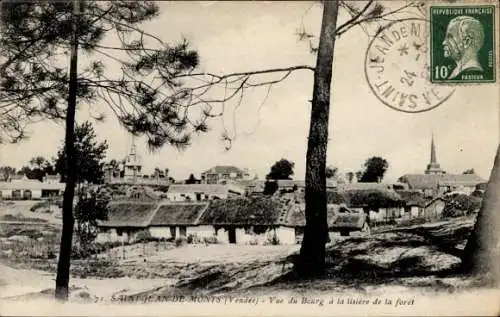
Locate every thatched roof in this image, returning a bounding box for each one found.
[167,184,245,195]
[149,203,209,226]
[202,165,248,175]
[342,189,404,208]
[337,182,392,191]
[281,204,340,227]
[98,201,157,228]
[200,197,282,226]
[398,190,429,207]
[399,173,485,190]
[275,179,337,189]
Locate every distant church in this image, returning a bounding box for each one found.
[398,136,485,197]
[122,137,143,183]
[104,136,169,186]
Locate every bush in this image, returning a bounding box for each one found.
[203,236,219,244]
[265,234,280,245]
[443,194,482,218]
[186,234,203,244]
[175,236,187,247]
[135,229,152,243]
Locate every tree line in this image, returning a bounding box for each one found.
[264,156,389,183]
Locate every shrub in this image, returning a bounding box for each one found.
[265,234,280,245]
[135,229,152,243]
[203,236,219,244]
[186,234,203,244]
[175,236,187,247]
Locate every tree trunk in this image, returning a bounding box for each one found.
[297,0,339,277]
[55,0,81,301]
[461,144,500,283]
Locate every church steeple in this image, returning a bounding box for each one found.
[430,134,437,164]
[123,134,142,182]
[425,134,445,175]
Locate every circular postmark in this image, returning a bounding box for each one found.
[365,18,455,113]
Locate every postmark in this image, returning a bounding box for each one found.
[365,18,455,113]
[430,5,496,83]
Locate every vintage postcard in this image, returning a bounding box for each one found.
[0,1,499,316]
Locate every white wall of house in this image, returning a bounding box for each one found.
[187,225,215,238]
[275,227,295,244]
[31,189,42,199]
[166,192,226,201]
[215,228,230,243]
[96,228,122,243]
[410,206,421,218]
[0,189,42,199]
[369,210,384,222]
[95,228,143,243]
[1,189,11,198]
[235,228,250,244]
[149,226,175,239]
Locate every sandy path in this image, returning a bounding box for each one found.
[0,262,175,300]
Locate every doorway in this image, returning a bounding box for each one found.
[228,228,236,244]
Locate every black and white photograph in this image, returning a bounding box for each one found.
[0,1,499,316]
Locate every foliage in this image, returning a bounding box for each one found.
[263,180,279,196]
[359,156,389,183]
[325,165,338,179]
[54,121,108,184]
[346,190,403,209]
[265,234,280,246]
[266,158,295,180]
[0,1,208,147]
[443,194,482,218]
[9,156,55,181]
[203,236,219,244]
[0,165,16,181]
[345,172,355,184]
[135,229,152,243]
[175,236,187,247]
[74,186,109,249]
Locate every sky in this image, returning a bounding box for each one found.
[0,1,498,182]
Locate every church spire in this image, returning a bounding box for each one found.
[130,134,137,156]
[425,134,444,175]
[430,134,437,164]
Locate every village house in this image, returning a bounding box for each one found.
[274,179,338,193]
[422,197,447,220]
[96,201,157,243]
[197,197,285,244]
[398,191,429,219]
[165,183,245,202]
[338,188,405,224]
[200,165,251,184]
[284,203,368,240]
[233,179,266,196]
[97,196,374,244]
[148,202,211,240]
[0,174,65,200]
[398,136,485,197]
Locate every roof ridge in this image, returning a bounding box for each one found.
[145,202,161,226]
[193,202,210,225]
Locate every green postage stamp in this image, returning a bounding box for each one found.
[430,5,496,83]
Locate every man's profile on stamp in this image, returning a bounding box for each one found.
[442,15,485,79]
